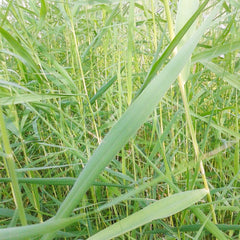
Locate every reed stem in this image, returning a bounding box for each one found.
[162,0,217,224]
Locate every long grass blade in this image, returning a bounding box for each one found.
[88,189,208,240]
[0,94,73,106]
[201,61,240,90]
[0,177,133,188]
[0,216,85,240]
[0,27,39,72]
[175,0,199,84]
[90,67,124,104]
[192,40,240,63]
[0,107,27,226]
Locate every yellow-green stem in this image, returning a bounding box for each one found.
[162,0,217,224]
[127,0,135,105]
[66,3,101,144]
[0,106,27,226]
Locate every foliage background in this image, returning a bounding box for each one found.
[0,0,239,239]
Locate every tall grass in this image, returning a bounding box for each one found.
[0,0,239,239]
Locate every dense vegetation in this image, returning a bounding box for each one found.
[0,0,239,239]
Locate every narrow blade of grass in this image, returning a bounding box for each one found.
[200,61,240,90]
[0,27,39,72]
[175,0,199,84]
[0,208,39,223]
[145,224,240,234]
[88,189,208,240]
[192,40,240,63]
[90,66,124,104]
[126,0,134,105]
[0,177,133,189]
[40,0,47,21]
[0,107,27,226]
[0,94,73,106]
[0,216,85,240]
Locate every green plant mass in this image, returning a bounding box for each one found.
[0,0,239,239]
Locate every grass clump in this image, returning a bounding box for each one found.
[0,0,239,239]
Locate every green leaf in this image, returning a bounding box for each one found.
[40,0,47,21]
[0,217,83,240]
[90,67,124,104]
[0,27,39,72]
[201,61,240,90]
[0,94,68,106]
[0,177,132,189]
[175,0,199,84]
[88,189,208,240]
[145,223,240,234]
[192,40,240,63]
[226,0,240,7]
[0,208,39,223]
[42,61,77,93]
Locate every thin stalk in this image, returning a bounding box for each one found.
[0,35,42,222]
[65,2,101,144]
[127,0,135,105]
[234,91,239,180]
[0,106,27,226]
[162,0,217,224]
[150,0,158,50]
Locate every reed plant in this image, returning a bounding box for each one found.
[0,0,239,239]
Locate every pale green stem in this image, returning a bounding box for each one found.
[150,0,158,50]
[127,0,134,105]
[0,106,27,226]
[66,3,101,144]
[162,0,217,224]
